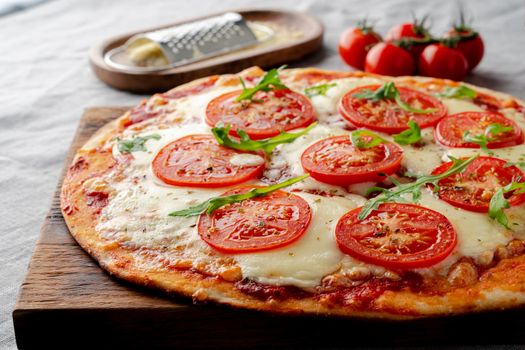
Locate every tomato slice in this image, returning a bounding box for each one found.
[198,187,312,253]
[206,89,316,140]
[301,135,403,185]
[152,135,265,188]
[335,203,457,269]
[431,156,525,212]
[339,85,447,134]
[435,112,524,149]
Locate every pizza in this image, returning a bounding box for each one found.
[61,66,525,319]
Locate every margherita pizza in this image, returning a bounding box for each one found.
[61,66,525,319]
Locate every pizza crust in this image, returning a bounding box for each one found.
[61,67,525,319]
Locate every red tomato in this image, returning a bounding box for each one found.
[431,157,525,212]
[385,23,425,41]
[385,21,430,59]
[338,26,382,70]
[435,112,524,149]
[446,30,484,72]
[419,44,468,81]
[301,135,403,185]
[364,43,415,76]
[335,203,457,269]
[152,135,265,188]
[339,85,446,134]
[206,89,316,140]
[198,187,312,253]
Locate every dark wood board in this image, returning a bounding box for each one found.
[90,9,323,93]
[13,107,525,349]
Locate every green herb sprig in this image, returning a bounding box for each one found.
[353,82,437,114]
[393,120,422,145]
[304,83,337,98]
[235,66,289,102]
[168,174,309,217]
[212,123,316,155]
[117,134,161,153]
[350,130,387,149]
[359,155,478,220]
[463,123,513,154]
[436,85,477,99]
[489,182,525,229]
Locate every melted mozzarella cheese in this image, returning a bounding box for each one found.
[116,124,212,168]
[443,144,525,170]
[306,77,382,125]
[229,154,265,167]
[441,98,484,114]
[390,129,444,176]
[233,193,361,289]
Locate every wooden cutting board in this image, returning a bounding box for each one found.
[12,107,525,349]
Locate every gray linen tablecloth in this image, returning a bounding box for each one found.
[1,0,524,348]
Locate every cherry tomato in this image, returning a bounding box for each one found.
[338,25,382,70]
[385,20,430,59]
[152,135,265,188]
[431,157,525,213]
[435,112,524,149]
[418,44,468,81]
[364,43,415,76]
[446,29,484,72]
[198,187,312,253]
[206,89,316,140]
[339,85,446,134]
[335,203,457,269]
[301,135,403,185]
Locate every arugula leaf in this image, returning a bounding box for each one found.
[353,82,438,114]
[488,182,525,229]
[350,130,387,149]
[393,120,422,145]
[168,174,310,217]
[304,83,337,98]
[235,66,289,102]
[212,122,317,155]
[463,123,513,154]
[358,155,478,220]
[117,134,161,153]
[437,85,477,99]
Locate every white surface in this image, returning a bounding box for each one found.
[1,0,525,348]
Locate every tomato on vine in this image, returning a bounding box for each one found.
[385,15,433,59]
[419,39,468,81]
[365,42,414,76]
[444,12,484,72]
[338,20,382,70]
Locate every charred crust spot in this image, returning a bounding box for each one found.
[235,279,310,301]
[69,157,88,173]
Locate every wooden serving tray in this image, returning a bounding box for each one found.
[90,9,323,93]
[13,108,525,349]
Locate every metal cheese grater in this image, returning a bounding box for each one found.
[104,12,273,72]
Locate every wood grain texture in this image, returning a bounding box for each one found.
[13,108,525,349]
[90,10,323,93]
